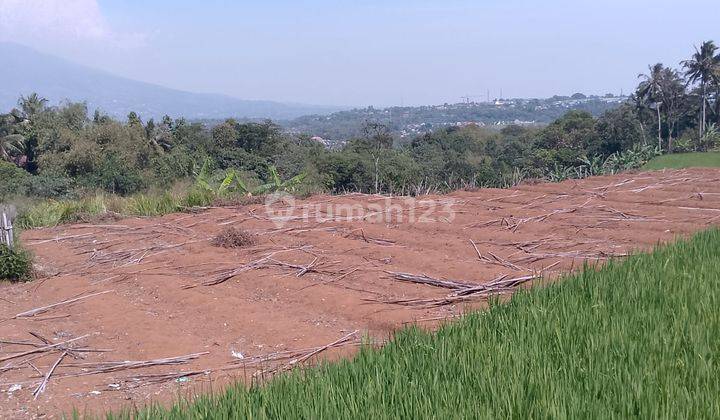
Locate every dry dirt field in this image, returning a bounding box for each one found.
[2,168,720,417]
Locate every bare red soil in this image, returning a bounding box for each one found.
[2,168,720,417]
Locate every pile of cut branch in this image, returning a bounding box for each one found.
[376,271,539,308]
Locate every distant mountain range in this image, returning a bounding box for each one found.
[0,42,344,120]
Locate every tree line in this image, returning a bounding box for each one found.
[1,41,718,202]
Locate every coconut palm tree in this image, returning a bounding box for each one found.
[637,63,666,148]
[0,134,25,162]
[682,41,720,137]
[17,93,48,119]
[659,67,686,152]
[0,112,27,162]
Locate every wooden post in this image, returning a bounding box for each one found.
[1,211,12,250]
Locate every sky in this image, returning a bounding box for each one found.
[0,0,718,107]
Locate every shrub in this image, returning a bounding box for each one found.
[125,193,179,216]
[27,170,75,198]
[88,154,146,195]
[181,187,216,208]
[0,161,31,200]
[0,244,33,282]
[210,227,258,248]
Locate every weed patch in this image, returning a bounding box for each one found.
[210,227,258,248]
[0,244,33,282]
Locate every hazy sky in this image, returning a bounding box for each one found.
[1,0,717,106]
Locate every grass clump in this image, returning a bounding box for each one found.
[642,151,720,170]
[0,244,33,282]
[210,227,258,248]
[124,193,181,217]
[111,228,720,419]
[16,194,110,228]
[15,189,217,229]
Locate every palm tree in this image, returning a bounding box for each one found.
[682,41,720,137]
[638,63,666,148]
[659,67,686,152]
[0,112,27,162]
[18,93,48,119]
[712,50,720,126]
[629,93,648,145]
[0,134,25,162]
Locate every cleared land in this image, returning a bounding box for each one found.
[2,168,720,417]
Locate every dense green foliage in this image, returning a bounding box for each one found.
[0,244,32,282]
[108,229,720,419]
[0,41,717,209]
[643,151,720,170]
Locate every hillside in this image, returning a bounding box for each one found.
[0,42,342,120]
[282,95,626,143]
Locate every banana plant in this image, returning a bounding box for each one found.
[193,158,249,197]
[253,166,306,194]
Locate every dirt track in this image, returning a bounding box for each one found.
[2,168,720,417]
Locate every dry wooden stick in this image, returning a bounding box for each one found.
[371,273,540,308]
[0,351,51,374]
[112,337,368,390]
[32,351,67,400]
[58,352,209,376]
[256,330,359,377]
[298,267,363,291]
[402,314,462,324]
[267,256,321,277]
[29,332,84,360]
[469,239,483,259]
[185,246,313,288]
[512,250,628,264]
[469,239,526,271]
[0,335,89,363]
[451,274,538,296]
[10,290,114,319]
[0,337,110,353]
[385,271,477,290]
[340,228,396,246]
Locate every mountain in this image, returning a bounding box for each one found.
[0,42,344,120]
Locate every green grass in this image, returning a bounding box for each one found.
[642,151,720,170]
[14,188,219,229]
[106,229,720,419]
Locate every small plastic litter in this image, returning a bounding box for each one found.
[7,384,22,393]
[176,377,190,383]
[231,350,244,359]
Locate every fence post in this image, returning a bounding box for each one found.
[1,211,13,250]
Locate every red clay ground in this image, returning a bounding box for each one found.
[2,168,720,417]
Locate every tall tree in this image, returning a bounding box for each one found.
[637,63,666,148]
[682,41,720,137]
[658,67,686,152]
[361,121,393,193]
[18,93,48,120]
[127,111,143,127]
